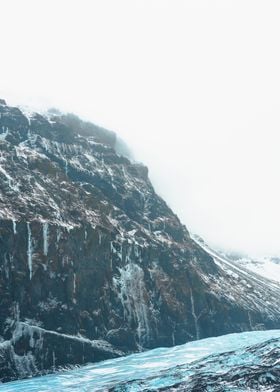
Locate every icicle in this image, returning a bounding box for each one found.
[27,222,33,280]
[172,330,175,346]
[4,253,9,279]
[190,288,203,340]
[72,272,77,304]
[15,302,20,322]
[12,219,17,235]
[248,311,254,330]
[113,264,150,348]
[110,241,114,253]
[73,273,76,294]
[0,126,8,140]
[43,222,49,256]
[65,159,68,175]
[56,227,62,245]
[52,351,56,370]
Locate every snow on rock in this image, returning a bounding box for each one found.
[0,321,124,383]
[113,263,152,348]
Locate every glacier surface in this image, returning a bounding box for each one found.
[1,330,280,391]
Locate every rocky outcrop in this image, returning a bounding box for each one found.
[0,321,123,382]
[1,100,280,381]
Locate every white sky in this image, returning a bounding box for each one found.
[1,0,280,256]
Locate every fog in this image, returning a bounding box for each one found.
[1,0,280,256]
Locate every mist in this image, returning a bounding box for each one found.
[1,0,280,256]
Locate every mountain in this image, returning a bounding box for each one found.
[1,99,280,382]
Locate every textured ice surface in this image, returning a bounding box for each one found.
[1,330,280,391]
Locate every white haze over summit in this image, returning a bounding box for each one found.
[1,0,280,257]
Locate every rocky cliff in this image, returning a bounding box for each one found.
[1,99,280,382]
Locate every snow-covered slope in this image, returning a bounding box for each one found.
[192,234,280,311]
[192,235,280,286]
[230,255,280,285]
[1,330,280,391]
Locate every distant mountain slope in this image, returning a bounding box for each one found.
[229,254,280,285]
[1,99,280,381]
[191,234,280,320]
[193,234,280,285]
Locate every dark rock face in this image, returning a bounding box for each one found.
[1,101,280,381]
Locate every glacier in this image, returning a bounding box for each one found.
[1,330,280,391]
